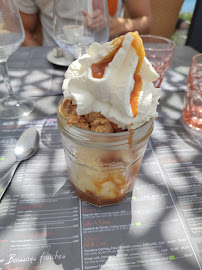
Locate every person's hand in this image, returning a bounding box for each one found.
[109,16,129,39]
[82,9,107,32]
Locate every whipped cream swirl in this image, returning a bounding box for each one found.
[62,32,160,130]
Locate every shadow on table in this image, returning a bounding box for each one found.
[45,172,200,270]
[45,180,132,269]
[41,119,63,150]
[0,106,200,269]
[38,97,201,269]
[44,144,201,270]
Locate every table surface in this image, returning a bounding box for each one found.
[0,46,202,270]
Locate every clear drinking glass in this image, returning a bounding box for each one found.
[57,99,154,207]
[182,54,202,131]
[140,35,175,88]
[0,0,35,119]
[53,0,109,58]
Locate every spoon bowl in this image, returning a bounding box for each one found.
[15,127,40,161]
[0,127,40,201]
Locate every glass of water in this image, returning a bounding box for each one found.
[0,0,35,119]
[53,0,109,58]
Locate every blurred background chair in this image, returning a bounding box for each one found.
[150,0,184,38]
[186,0,202,52]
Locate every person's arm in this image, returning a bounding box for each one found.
[109,0,152,39]
[19,11,41,46]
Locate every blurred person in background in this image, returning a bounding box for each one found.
[17,0,152,46]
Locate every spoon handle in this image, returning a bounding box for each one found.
[0,161,21,201]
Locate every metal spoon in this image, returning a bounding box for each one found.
[0,127,40,201]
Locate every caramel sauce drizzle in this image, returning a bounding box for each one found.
[71,180,126,206]
[130,32,145,117]
[91,36,124,79]
[91,32,145,118]
[93,173,125,197]
[128,129,134,145]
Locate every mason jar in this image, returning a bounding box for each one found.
[57,99,154,206]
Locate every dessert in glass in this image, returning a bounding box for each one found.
[57,32,160,206]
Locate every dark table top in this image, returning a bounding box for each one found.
[0,46,201,270]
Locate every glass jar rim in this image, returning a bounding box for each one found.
[57,99,154,148]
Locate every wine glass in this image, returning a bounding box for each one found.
[53,0,109,59]
[0,0,35,119]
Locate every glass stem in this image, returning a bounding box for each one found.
[0,61,15,98]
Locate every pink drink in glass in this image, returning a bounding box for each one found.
[182,54,202,131]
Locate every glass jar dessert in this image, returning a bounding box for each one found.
[57,98,154,206]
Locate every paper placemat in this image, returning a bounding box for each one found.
[0,47,66,98]
[0,116,201,269]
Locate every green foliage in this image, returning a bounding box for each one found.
[179,12,193,22]
[170,11,194,45]
[171,30,187,45]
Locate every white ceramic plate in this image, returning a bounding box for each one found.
[47,48,75,67]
